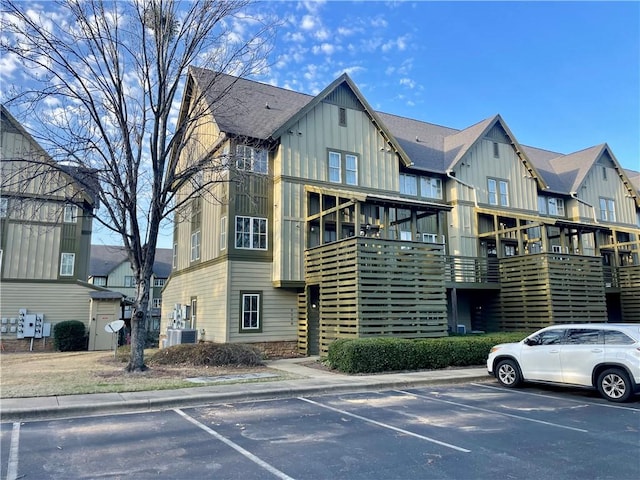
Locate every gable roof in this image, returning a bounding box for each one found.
[89,245,173,278]
[1,105,99,207]
[187,69,637,203]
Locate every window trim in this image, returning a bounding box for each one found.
[239,291,262,333]
[60,252,75,276]
[328,150,359,186]
[235,215,268,250]
[599,197,616,222]
[124,275,135,287]
[220,216,227,251]
[420,176,443,199]
[400,173,418,196]
[63,204,78,223]
[236,144,268,174]
[488,178,509,206]
[191,230,201,261]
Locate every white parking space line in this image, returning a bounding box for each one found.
[394,390,589,433]
[6,422,20,480]
[471,383,640,412]
[297,397,471,453]
[173,409,296,480]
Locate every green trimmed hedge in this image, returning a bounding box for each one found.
[326,333,530,374]
[53,320,87,352]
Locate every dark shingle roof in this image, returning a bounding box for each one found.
[89,245,173,278]
[191,69,637,200]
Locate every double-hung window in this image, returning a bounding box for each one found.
[235,216,267,250]
[124,275,135,287]
[599,198,616,222]
[345,154,357,185]
[64,204,77,223]
[240,292,262,332]
[60,253,75,276]
[191,230,201,261]
[420,177,442,199]
[399,173,417,195]
[488,178,509,206]
[328,151,342,183]
[328,151,358,185]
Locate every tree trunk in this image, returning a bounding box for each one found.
[126,314,147,372]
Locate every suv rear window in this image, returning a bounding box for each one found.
[564,329,602,344]
[603,330,636,345]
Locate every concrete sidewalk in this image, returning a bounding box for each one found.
[0,358,490,422]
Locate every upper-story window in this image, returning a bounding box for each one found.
[488,178,509,206]
[191,230,201,261]
[93,276,107,286]
[235,216,267,250]
[599,197,616,222]
[399,173,417,195]
[124,275,135,287]
[220,216,227,251]
[153,278,166,287]
[328,151,358,186]
[420,177,443,199]
[172,243,177,269]
[538,196,565,216]
[236,145,268,174]
[63,204,78,223]
[0,198,7,217]
[60,253,75,276]
[493,142,500,158]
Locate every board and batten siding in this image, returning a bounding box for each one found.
[0,282,94,326]
[272,101,401,284]
[455,138,539,212]
[161,261,230,342]
[579,163,637,227]
[227,261,298,343]
[272,180,305,282]
[2,223,61,279]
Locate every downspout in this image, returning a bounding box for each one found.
[447,169,478,207]
[570,192,598,223]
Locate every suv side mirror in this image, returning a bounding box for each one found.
[524,337,538,346]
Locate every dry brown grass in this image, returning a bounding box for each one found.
[0,349,278,398]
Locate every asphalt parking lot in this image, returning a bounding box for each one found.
[2,383,639,480]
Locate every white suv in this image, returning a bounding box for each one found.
[487,324,640,402]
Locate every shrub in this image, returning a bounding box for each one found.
[53,320,87,352]
[327,332,530,374]
[148,342,264,367]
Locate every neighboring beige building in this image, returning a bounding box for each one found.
[162,69,640,354]
[0,105,104,351]
[89,245,172,333]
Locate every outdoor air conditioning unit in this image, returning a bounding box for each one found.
[166,328,198,347]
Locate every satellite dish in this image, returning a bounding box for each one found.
[105,319,125,333]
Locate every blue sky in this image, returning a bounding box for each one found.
[256,0,639,172]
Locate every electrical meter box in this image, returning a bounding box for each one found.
[17,314,37,338]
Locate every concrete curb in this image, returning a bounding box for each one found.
[0,374,490,422]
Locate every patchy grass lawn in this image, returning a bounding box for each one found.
[0,349,280,398]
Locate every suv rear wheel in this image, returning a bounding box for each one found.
[597,368,632,403]
[496,359,522,388]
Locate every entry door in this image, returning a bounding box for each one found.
[93,314,115,351]
[307,286,320,355]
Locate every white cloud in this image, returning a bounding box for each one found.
[339,66,365,78]
[314,28,330,41]
[400,78,416,89]
[312,43,336,56]
[301,15,316,31]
